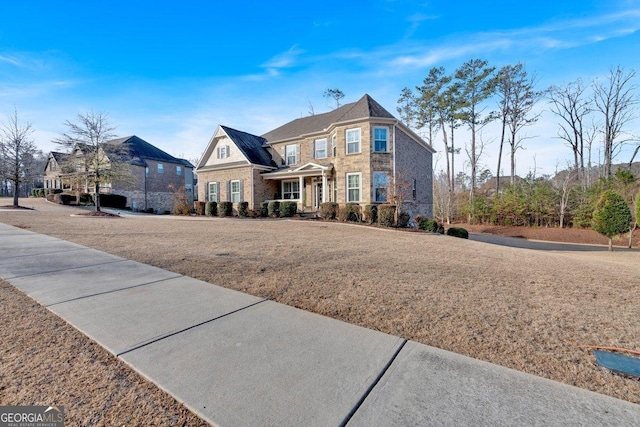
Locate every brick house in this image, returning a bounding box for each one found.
[196,94,435,217]
[44,135,194,213]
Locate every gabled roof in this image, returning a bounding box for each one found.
[49,151,69,164]
[109,136,194,168]
[220,126,276,168]
[261,94,396,143]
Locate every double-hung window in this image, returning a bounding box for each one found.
[208,182,218,202]
[315,138,327,159]
[282,180,300,200]
[373,172,389,202]
[157,163,164,174]
[285,145,299,165]
[230,180,241,203]
[176,166,182,176]
[346,173,361,202]
[346,129,361,154]
[331,134,337,157]
[373,127,388,152]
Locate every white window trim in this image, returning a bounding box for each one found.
[346,172,362,203]
[346,128,361,155]
[282,180,300,200]
[217,145,230,159]
[157,163,164,174]
[208,182,219,202]
[373,171,389,202]
[176,165,182,176]
[331,134,337,157]
[230,180,241,203]
[315,138,327,159]
[285,144,300,166]
[373,127,389,153]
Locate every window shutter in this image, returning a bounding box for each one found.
[226,181,231,202]
[226,145,230,158]
[216,147,220,159]
[239,180,244,202]
[310,142,315,160]
[296,144,300,164]
[281,147,286,165]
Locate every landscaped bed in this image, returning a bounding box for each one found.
[1,197,639,422]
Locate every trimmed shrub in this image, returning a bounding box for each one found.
[280,201,297,217]
[37,188,45,198]
[194,201,206,216]
[446,227,469,239]
[378,205,396,227]
[320,202,338,220]
[99,194,127,209]
[592,190,632,251]
[268,201,280,217]
[205,201,217,217]
[260,202,269,217]
[398,212,410,228]
[59,193,76,205]
[218,201,233,217]
[79,193,93,205]
[418,217,439,232]
[52,189,63,194]
[30,188,38,197]
[238,201,249,217]
[363,205,378,224]
[338,203,361,222]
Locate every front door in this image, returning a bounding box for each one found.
[315,182,323,209]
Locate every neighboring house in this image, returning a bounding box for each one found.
[196,94,435,217]
[44,135,194,213]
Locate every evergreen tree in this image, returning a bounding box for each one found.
[592,190,632,251]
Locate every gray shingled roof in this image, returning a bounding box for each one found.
[109,136,194,168]
[221,126,276,168]
[261,94,396,142]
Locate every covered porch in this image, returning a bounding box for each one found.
[262,162,334,211]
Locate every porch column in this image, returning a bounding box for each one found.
[299,176,304,205]
[322,172,327,203]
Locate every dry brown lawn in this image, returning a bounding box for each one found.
[1,198,640,415]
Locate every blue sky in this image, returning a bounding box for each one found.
[1,0,639,177]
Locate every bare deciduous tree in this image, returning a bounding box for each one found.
[54,111,118,212]
[592,66,638,177]
[548,79,591,182]
[0,108,40,207]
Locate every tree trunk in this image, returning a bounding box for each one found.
[12,186,19,207]
[95,181,101,212]
[629,223,637,249]
[608,238,613,252]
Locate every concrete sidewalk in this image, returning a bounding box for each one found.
[1,222,639,426]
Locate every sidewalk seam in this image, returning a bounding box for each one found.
[44,274,184,307]
[3,258,127,279]
[340,338,408,427]
[116,299,268,357]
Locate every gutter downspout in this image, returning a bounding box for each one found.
[250,166,254,209]
[393,122,397,187]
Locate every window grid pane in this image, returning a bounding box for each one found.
[346,129,360,154]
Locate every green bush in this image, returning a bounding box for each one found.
[378,205,396,227]
[320,202,338,220]
[280,201,297,217]
[37,188,45,198]
[238,201,249,217]
[58,193,76,205]
[260,202,269,217]
[194,201,206,216]
[418,217,439,232]
[79,193,93,205]
[446,227,469,239]
[363,205,378,224]
[592,190,632,250]
[205,201,217,217]
[338,203,361,222]
[268,201,280,217]
[218,201,233,217]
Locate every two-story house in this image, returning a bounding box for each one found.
[45,135,194,213]
[196,94,435,217]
